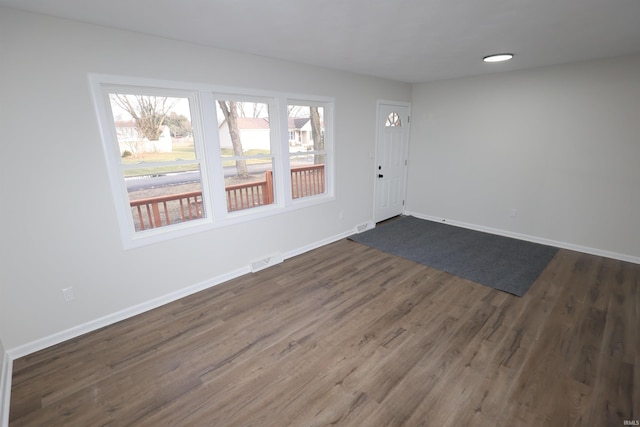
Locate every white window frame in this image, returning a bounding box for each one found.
[89,74,335,249]
[207,94,281,220]
[285,100,333,205]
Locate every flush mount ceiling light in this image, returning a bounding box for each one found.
[483,53,514,63]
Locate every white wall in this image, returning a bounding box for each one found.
[0,8,411,351]
[407,54,640,261]
[0,338,8,427]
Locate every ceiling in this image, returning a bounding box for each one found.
[3,0,640,83]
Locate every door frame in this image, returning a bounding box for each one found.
[373,100,411,223]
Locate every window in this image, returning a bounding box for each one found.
[90,75,334,248]
[288,104,327,199]
[215,99,276,212]
[106,90,207,232]
[385,112,401,127]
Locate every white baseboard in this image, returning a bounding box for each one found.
[6,263,249,360]
[405,211,640,265]
[6,227,358,361]
[2,227,359,421]
[284,229,356,259]
[1,343,11,427]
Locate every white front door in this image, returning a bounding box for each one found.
[374,102,410,223]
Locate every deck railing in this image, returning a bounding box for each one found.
[291,164,325,198]
[130,164,324,230]
[130,191,203,231]
[225,172,274,212]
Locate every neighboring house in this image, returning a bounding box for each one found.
[288,117,312,148]
[218,117,320,152]
[114,121,172,154]
[218,117,271,151]
[114,120,139,144]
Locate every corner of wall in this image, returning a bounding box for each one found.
[0,339,11,427]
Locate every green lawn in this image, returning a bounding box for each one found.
[122,146,197,177]
[122,146,272,177]
[122,146,196,164]
[220,148,271,157]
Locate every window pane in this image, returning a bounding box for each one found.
[288,104,326,199]
[290,155,326,199]
[216,101,271,156]
[288,105,324,154]
[107,92,206,232]
[215,99,275,213]
[109,94,194,162]
[385,112,401,127]
[224,159,275,212]
[127,165,205,231]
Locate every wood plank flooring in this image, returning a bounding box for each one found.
[9,239,640,426]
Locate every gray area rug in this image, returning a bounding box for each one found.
[348,216,558,296]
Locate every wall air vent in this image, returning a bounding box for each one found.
[355,221,375,233]
[250,253,284,273]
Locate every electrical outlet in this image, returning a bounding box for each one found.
[62,287,75,302]
[510,209,518,218]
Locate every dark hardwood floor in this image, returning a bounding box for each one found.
[9,239,639,426]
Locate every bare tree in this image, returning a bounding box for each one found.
[237,102,265,118]
[288,105,304,117]
[110,94,178,141]
[218,100,249,178]
[310,106,324,164]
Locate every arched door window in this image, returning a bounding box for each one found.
[385,112,402,127]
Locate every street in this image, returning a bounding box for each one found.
[125,160,310,191]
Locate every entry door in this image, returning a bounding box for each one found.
[374,102,410,223]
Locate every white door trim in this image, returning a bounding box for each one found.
[373,100,411,223]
